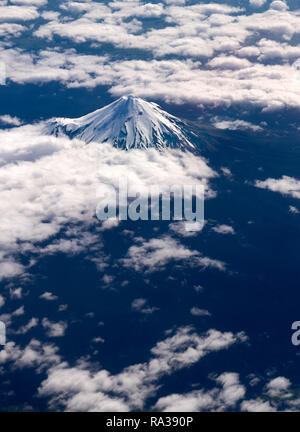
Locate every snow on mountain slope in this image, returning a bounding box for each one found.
[43,96,195,150]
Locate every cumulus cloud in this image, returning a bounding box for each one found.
[221,167,233,178]
[0,338,61,370]
[0,5,39,21]
[41,10,59,20]
[265,376,291,398]
[241,398,276,412]
[249,0,268,7]
[10,0,47,5]
[121,236,226,273]
[154,372,300,412]
[241,375,300,411]
[207,55,252,70]
[39,292,58,301]
[42,318,67,337]
[0,122,217,288]
[13,305,24,316]
[255,176,300,199]
[38,326,247,411]
[0,305,25,330]
[270,1,289,12]
[0,1,299,111]
[0,260,25,281]
[0,22,25,37]
[212,118,263,132]
[99,217,120,231]
[190,307,211,317]
[169,221,204,237]
[0,114,23,126]
[257,39,300,61]
[131,298,159,314]
[15,317,39,335]
[164,0,185,4]
[154,372,246,411]
[0,127,99,281]
[154,388,217,411]
[212,224,235,235]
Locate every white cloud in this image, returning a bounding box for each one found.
[15,317,39,335]
[270,1,289,12]
[0,114,22,126]
[131,298,159,314]
[237,46,261,58]
[190,307,211,317]
[0,305,25,328]
[212,224,235,235]
[13,305,24,316]
[102,274,114,285]
[266,376,291,398]
[0,129,100,280]
[0,22,25,37]
[169,221,203,237]
[207,55,252,70]
[121,236,197,272]
[121,235,225,273]
[216,373,246,407]
[154,372,246,411]
[105,59,300,111]
[154,372,300,412]
[255,176,300,199]
[39,292,58,301]
[241,398,276,412]
[10,287,23,299]
[0,123,216,285]
[257,39,300,61]
[11,0,47,5]
[0,338,61,370]
[38,230,101,256]
[41,10,59,20]
[154,389,217,411]
[92,337,105,345]
[249,0,267,7]
[38,326,247,411]
[99,217,120,231]
[221,167,232,178]
[164,0,185,4]
[0,260,25,281]
[0,1,299,111]
[289,205,299,214]
[42,318,67,337]
[241,375,299,411]
[0,5,39,21]
[212,119,263,132]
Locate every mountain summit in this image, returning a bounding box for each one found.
[44,96,195,150]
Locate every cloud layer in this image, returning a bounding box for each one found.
[0,0,299,111]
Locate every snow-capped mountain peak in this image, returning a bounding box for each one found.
[44,95,195,150]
